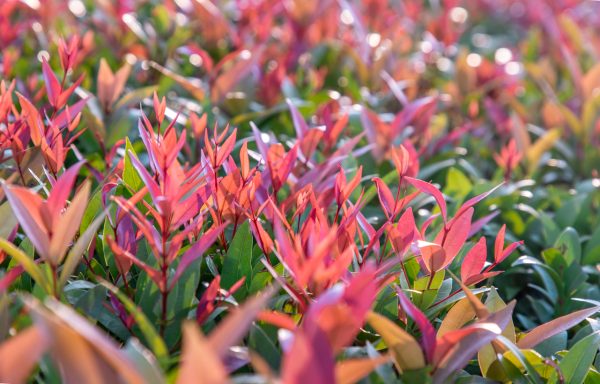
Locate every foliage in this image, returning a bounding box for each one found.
[0,0,599,383]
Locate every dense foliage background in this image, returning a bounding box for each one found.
[0,0,599,383]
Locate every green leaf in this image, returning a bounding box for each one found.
[413,270,445,309]
[549,331,600,384]
[583,225,600,265]
[123,339,165,384]
[478,288,517,377]
[0,201,17,239]
[99,279,169,367]
[0,238,52,294]
[554,227,582,264]
[495,335,544,384]
[79,188,103,233]
[539,212,561,247]
[445,167,472,202]
[164,254,202,347]
[123,137,144,192]
[221,222,253,299]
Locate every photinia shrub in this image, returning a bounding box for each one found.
[0,1,599,383]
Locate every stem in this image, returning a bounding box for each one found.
[51,264,59,299]
[159,222,169,336]
[428,288,461,310]
[160,282,168,336]
[427,270,436,290]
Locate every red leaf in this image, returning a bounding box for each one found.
[464,271,502,286]
[42,58,61,107]
[405,177,447,222]
[498,240,523,264]
[391,144,410,177]
[388,208,416,256]
[208,286,276,358]
[16,93,44,146]
[0,326,49,384]
[271,145,297,192]
[215,128,237,167]
[257,311,297,330]
[177,322,228,384]
[435,207,473,261]
[418,240,447,274]
[461,237,487,283]
[116,247,163,289]
[57,74,84,108]
[196,276,221,325]
[127,149,161,203]
[372,177,395,218]
[468,211,500,238]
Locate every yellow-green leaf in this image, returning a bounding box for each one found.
[478,288,516,376]
[366,312,426,371]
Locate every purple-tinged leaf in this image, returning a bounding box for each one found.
[397,288,436,363]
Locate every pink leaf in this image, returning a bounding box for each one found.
[127,150,161,203]
[42,58,61,107]
[494,225,506,263]
[272,145,297,192]
[215,128,237,167]
[372,177,395,218]
[3,185,50,260]
[172,223,227,287]
[53,97,88,129]
[405,177,447,222]
[46,161,85,218]
[287,98,309,140]
[517,306,600,350]
[0,264,26,292]
[451,184,502,227]
[281,327,335,384]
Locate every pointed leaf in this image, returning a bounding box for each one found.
[173,223,227,286]
[518,306,600,350]
[177,322,229,384]
[58,212,106,290]
[0,326,49,384]
[366,312,425,371]
[461,237,487,283]
[405,177,447,222]
[397,288,436,362]
[99,280,169,366]
[208,285,275,358]
[0,238,51,293]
